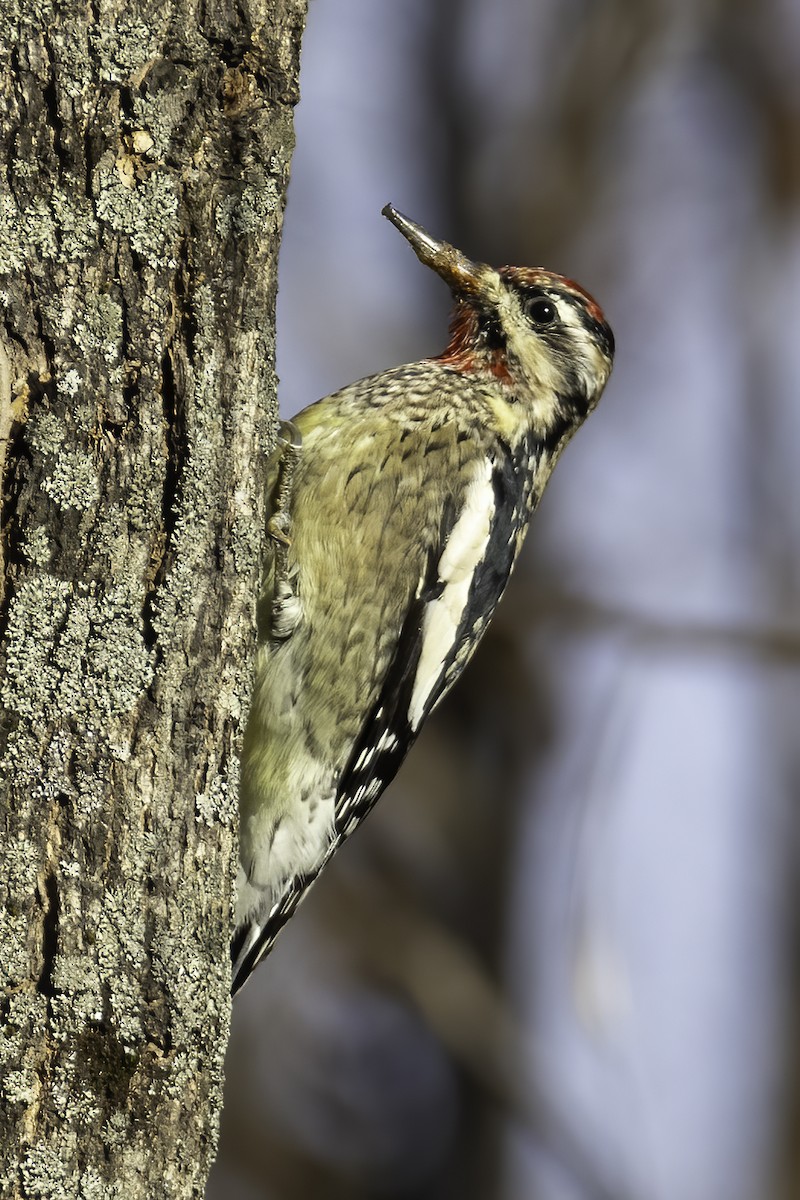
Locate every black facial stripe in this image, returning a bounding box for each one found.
[578,309,615,359]
[513,283,550,304]
[477,307,506,352]
[537,409,574,457]
[512,280,614,360]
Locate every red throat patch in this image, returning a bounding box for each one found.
[435,305,514,384]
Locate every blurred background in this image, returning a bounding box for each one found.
[208,1,800,1196]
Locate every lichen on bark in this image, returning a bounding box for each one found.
[0,1,307,1195]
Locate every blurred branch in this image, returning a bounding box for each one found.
[329,869,645,1200]
[502,585,800,663]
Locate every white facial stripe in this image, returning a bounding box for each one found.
[552,298,609,397]
[408,458,495,731]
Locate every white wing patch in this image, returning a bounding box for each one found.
[408,457,495,731]
[352,728,398,772]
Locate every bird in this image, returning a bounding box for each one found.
[231,204,614,993]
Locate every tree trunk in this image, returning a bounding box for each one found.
[0,1,306,1195]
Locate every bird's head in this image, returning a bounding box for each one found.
[383,204,614,446]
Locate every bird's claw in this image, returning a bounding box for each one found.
[268,511,292,547]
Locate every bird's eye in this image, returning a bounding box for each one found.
[525,297,557,326]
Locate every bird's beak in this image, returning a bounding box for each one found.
[382,204,485,298]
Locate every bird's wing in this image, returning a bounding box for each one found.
[332,437,534,834]
[231,440,533,992]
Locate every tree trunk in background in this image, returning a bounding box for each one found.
[0,1,306,1195]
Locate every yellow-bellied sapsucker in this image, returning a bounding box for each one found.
[232,205,615,992]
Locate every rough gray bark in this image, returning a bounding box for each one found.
[0,1,306,1195]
